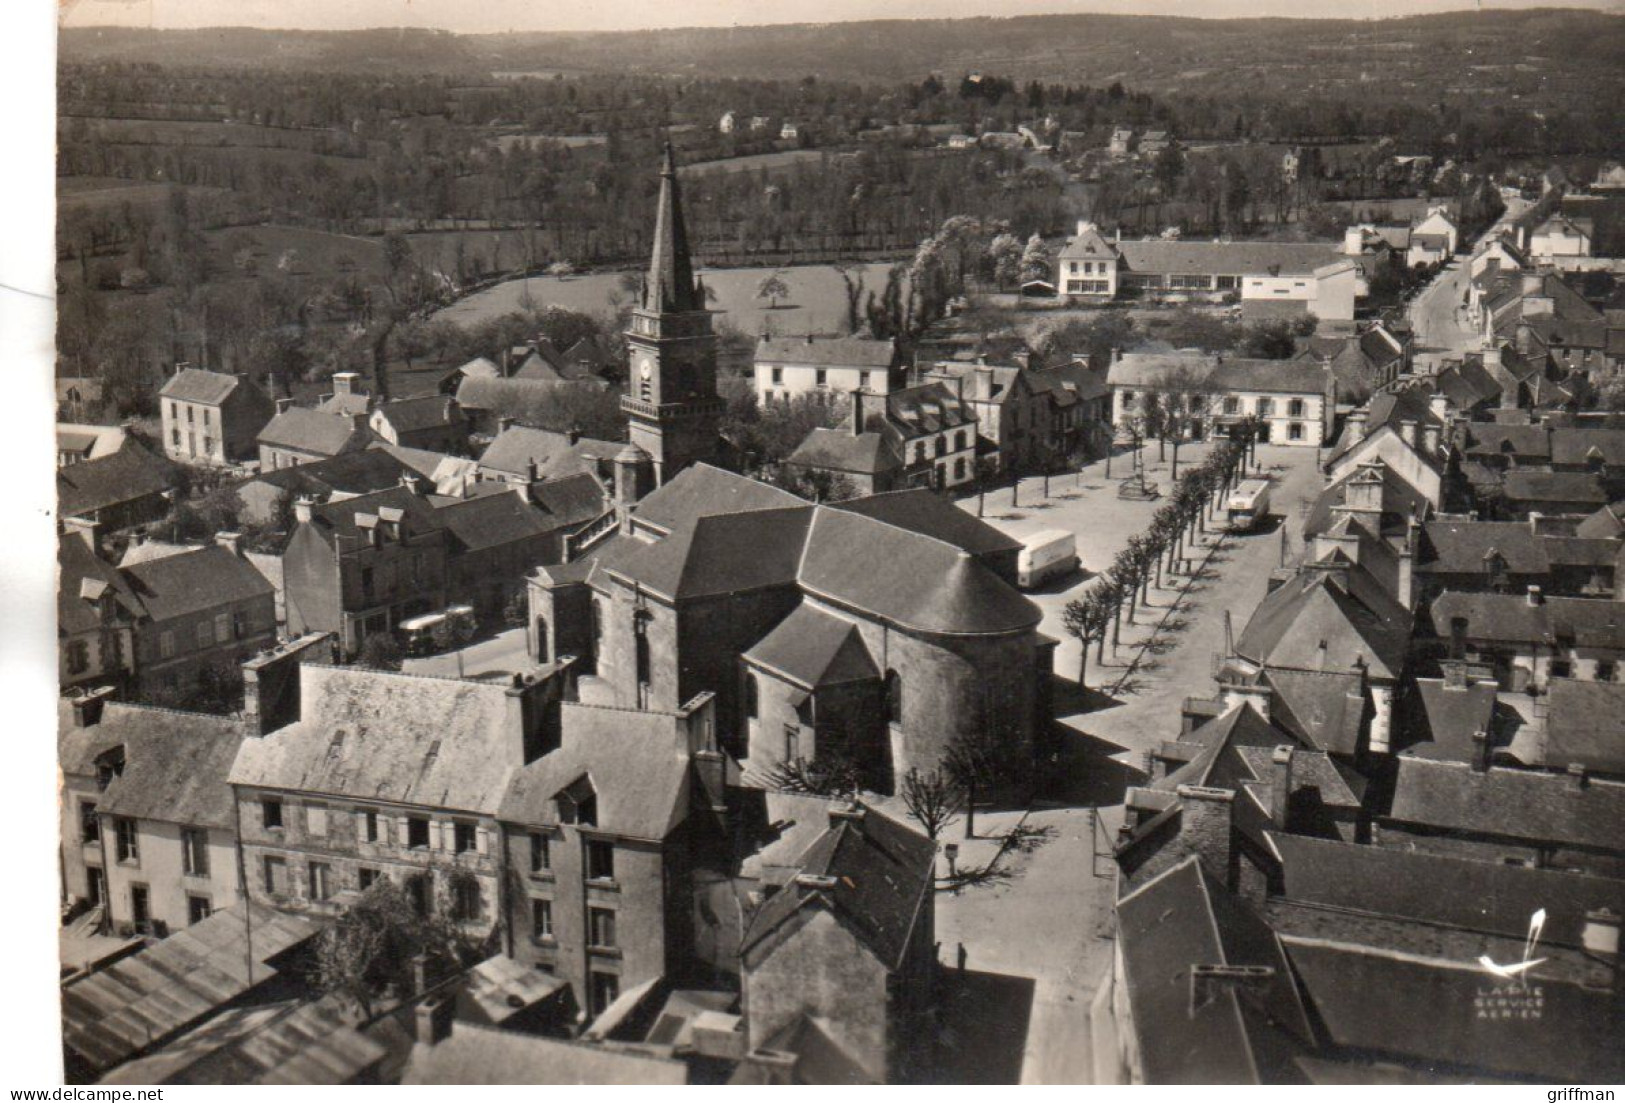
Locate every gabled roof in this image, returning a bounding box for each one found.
[1417,520,1550,576]
[1502,468,1608,506]
[94,707,246,831]
[431,487,555,553]
[1235,564,1412,681]
[605,506,812,601]
[57,533,143,635]
[497,702,692,840]
[57,442,177,519]
[787,427,900,476]
[1283,938,1625,1082]
[372,395,464,434]
[229,666,530,814]
[159,368,248,406]
[1272,832,1625,952]
[121,545,274,622]
[757,335,895,368]
[1059,225,1119,262]
[826,488,1021,557]
[1386,756,1625,853]
[1430,590,1625,650]
[298,484,443,547]
[630,462,803,535]
[879,381,974,437]
[1402,676,1500,763]
[1303,462,1430,539]
[529,471,609,528]
[1543,677,1625,775]
[257,407,372,456]
[1575,500,1625,539]
[1116,238,1350,279]
[741,805,935,971]
[1114,857,1314,1084]
[248,447,414,497]
[744,603,881,690]
[478,424,621,478]
[1550,426,1625,467]
[1262,668,1368,757]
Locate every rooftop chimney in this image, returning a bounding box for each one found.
[1269,746,1294,830]
[1527,585,1544,606]
[241,633,336,736]
[1176,784,1237,888]
[498,416,516,434]
[215,531,244,557]
[62,516,102,556]
[567,427,581,446]
[1189,964,1275,1016]
[275,397,295,415]
[1398,418,1419,450]
[414,992,455,1047]
[293,497,315,525]
[1568,762,1589,791]
[333,371,359,396]
[67,685,116,729]
[1470,728,1491,772]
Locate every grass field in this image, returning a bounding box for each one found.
[433,261,903,336]
[680,149,836,176]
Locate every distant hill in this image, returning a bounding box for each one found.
[60,9,1625,103]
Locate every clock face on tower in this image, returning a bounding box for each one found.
[638,356,653,381]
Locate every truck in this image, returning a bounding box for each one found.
[1225,479,1272,533]
[398,604,477,656]
[1017,530,1080,589]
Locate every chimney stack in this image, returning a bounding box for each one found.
[1398,418,1419,450]
[241,633,336,736]
[414,992,455,1047]
[1444,659,1467,690]
[498,416,516,434]
[1269,746,1294,830]
[68,685,116,729]
[215,531,244,557]
[1470,728,1491,772]
[1176,784,1236,887]
[293,497,315,525]
[1527,585,1544,606]
[333,371,359,397]
[275,397,295,414]
[567,427,581,446]
[62,516,102,556]
[1568,762,1589,791]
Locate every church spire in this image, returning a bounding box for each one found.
[643,142,702,314]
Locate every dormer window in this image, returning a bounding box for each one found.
[557,775,597,827]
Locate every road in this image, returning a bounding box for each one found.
[401,627,533,680]
[920,443,1325,1083]
[1406,196,1536,373]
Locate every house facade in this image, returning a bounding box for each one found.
[1107,352,1335,447]
[159,368,276,467]
[753,336,897,405]
[368,396,469,454]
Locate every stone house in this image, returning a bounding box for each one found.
[497,695,724,1019]
[159,368,276,467]
[58,525,142,694]
[787,383,979,492]
[1428,587,1625,693]
[229,663,574,934]
[257,404,376,471]
[368,396,469,454]
[56,441,179,534]
[1107,352,1336,447]
[739,803,936,1084]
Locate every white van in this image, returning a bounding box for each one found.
[1017,530,1079,589]
[399,605,476,656]
[1226,479,1272,533]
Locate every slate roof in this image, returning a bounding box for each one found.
[880,381,974,437]
[1501,469,1608,507]
[788,427,900,476]
[454,375,583,414]
[1433,360,1502,411]
[92,707,245,830]
[454,356,503,380]
[298,485,443,547]
[604,506,814,602]
[1325,388,1443,467]
[529,471,609,528]
[402,1022,687,1085]
[1283,938,1625,1082]
[744,603,881,690]
[1402,675,1501,764]
[1385,756,1625,852]
[798,506,1041,635]
[826,488,1021,557]
[757,335,895,368]
[373,395,464,434]
[159,368,244,406]
[1262,668,1369,757]
[57,442,177,519]
[1107,352,1330,395]
[1417,520,1550,576]
[498,702,691,839]
[1235,563,1412,681]
[57,533,143,635]
[630,462,803,535]
[1543,677,1625,775]
[740,804,935,971]
[478,425,622,479]
[1113,857,1314,1084]
[60,902,319,1078]
[1303,462,1430,539]
[432,488,554,553]
[257,407,372,457]
[229,666,529,814]
[1271,832,1625,951]
[1428,590,1625,649]
[121,545,275,622]
[1550,427,1625,467]
[1456,422,1550,461]
[1116,239,1349,278]
[247,448,414,498]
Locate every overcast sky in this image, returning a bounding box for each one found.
[60,0,1619,35]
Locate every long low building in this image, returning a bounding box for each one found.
[1106,351,1336,447]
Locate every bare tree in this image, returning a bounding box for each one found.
[900,767,964,841]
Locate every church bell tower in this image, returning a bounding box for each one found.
[621,144,724,485]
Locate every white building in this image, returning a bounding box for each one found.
[1530,215,1594,261]
[1107,351,1336,447]
[1240,259,1360,325]
[1057,222,1120,298]
[753,335,898,405]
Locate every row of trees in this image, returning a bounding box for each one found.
[1061,428,1256,690]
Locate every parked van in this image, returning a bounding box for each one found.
[399,605,476,656]
[1017,530,1079,589]
[1226,479,1272,533]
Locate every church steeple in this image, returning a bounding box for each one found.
[622,144,724,486]
[644,143,703,315]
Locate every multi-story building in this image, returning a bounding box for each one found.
[753,335,898,405]
[917,361,1051,472]
[1429,587,1625,694]
[56,440,179,534]
[58,526,141,694]
[1107,351,1336,447]
[1056,222,1120,298]
[229,662,573,933]
[158,368,276,467]
[257,404,376,471]
[122,535,278,701]
[368,396,469,454]
[787,381,980,493]
[497,694,723,1018]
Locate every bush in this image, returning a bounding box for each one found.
[357,633,403,671]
